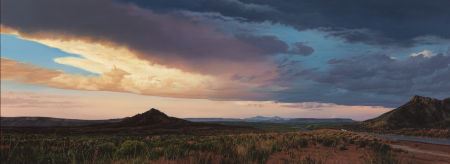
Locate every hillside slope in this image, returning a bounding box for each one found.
[363,95,450,129]
[116,108,189,127]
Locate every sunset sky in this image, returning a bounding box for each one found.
[1,0,449,120]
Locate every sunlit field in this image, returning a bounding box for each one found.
[1,129,396,164]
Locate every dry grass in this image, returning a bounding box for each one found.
[1,129,396,163]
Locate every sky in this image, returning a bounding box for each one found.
[1,0,449,121]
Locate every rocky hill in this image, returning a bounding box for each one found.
[363,95,450,130]
[114,108,190,127]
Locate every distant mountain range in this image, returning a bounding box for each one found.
[184,116,288,123]
[183,118,243,122]
[245,116,287,122]
[2,111,354,127]
[185,116,354,124]
[363,95,450,130]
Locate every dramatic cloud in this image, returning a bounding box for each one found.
[1,0,449,109]
[126,0,450,46]
[1,57,221,98]
[274,52,450,107]
[1,0,292,74]
[0,34,277,100]
[317,54,450,94]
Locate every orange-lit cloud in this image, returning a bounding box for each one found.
[1,58,62,84]
[1,26,280,100]
[0,0,284,99]
[1,58,218,98]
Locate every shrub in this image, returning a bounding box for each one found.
[371,142,390,154]
[297,138,309,148]
[339,144,348,151]
[358,140,367,148]
[302,156,321,164]
[96,142,116,156]
[320,138,336,147]
[115,140,147,158]
[235,145,248,157]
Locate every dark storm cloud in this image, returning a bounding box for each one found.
[316,54,450,94]
[274,53,450,107]
[323,29,400,46]
[289,42,314,56]
[121,0,278,21]
[125,0,450,46]
[236,35,289,55]
[1,0,291,67]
